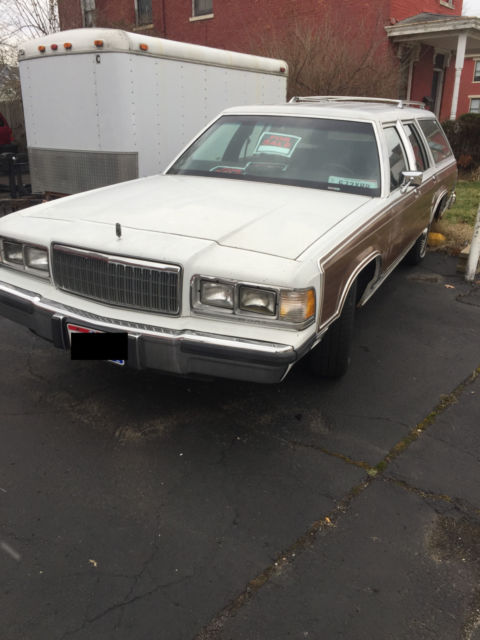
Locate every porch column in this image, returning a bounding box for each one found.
[450,31,467,120]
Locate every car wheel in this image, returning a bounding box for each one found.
[404,226,429,265]
[309,281,357,378]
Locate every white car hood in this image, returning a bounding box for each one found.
[22,175,370,260]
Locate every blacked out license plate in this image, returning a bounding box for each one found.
[67,323,127,365]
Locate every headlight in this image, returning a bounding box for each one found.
[200,281,234,309]
[193,276,315,328]
[0,237,50,278]
[3,241,23,265]
[24,246,49,271]
[239,286,276,316]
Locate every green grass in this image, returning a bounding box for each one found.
[445,179,480,225]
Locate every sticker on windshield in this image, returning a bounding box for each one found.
[254,132,302,158]
[210,165,246,174]
[328,176,378,189]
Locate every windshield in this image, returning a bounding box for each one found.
[167,115,381,197]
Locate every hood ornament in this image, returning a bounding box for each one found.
[116,222,122,239]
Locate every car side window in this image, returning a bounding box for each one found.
[404,123,429,171]
[417,119,453,163]
[384,127,408,192]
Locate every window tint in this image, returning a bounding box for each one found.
[404,123,429,171]
[418,119,452,163]
[384,127,408,191]
[168,115,381,196]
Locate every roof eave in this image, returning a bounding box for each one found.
[385,16,480,39]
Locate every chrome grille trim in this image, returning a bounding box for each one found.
[51,245,181,315]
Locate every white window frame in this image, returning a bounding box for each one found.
[474,60,480,83]
[191,0,213,20]
[439,0,454,7]
[469,96,480,113]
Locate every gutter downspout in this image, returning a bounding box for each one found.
[450,31,467,120]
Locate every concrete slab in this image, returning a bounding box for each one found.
[215,480,480,640]
[388,375,480,508]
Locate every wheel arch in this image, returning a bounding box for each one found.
[318,252,381,332]
[431,188,450,222]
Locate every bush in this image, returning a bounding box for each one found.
[442,113,480,171]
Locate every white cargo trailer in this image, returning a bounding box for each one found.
[18,28,287,195]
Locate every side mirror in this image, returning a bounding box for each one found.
[401,170,423,193]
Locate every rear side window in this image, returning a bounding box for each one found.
[418,119,452,163]
[384,127,408,191]
[404,123,429,171]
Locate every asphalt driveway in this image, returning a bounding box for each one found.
[0,252,479,639]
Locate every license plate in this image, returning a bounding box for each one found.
[66,323,126,365]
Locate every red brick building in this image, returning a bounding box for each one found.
[57,0,480,120]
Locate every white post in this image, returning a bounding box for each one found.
[466,202,480,282]
[450,32,467,120]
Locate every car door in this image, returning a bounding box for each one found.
[396,119,437,249]
[381,124,422,266]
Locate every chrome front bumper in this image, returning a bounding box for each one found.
[0,281,310,383]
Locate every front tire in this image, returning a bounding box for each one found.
[309,281,357,378]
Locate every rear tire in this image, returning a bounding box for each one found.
[404,226,429,265]
[309,281,357,378]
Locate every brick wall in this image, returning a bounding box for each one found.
[457,58,480,115]
[58,0,391,54]
[57,0,83,30]
[389,0,462,21]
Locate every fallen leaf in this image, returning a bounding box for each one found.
[445,284,455,289]
[89,559,98,568]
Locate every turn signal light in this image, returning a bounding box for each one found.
[139,43,148,51]
[64,42,72,49]
[94,40,104,47]
[38,46,46,53]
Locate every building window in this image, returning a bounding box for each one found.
[474,61,480,83]
[136,0,153,25]
[82,0,96,27]
[439,0,454,8]
[193,0,213,17]
[470,98,480,113]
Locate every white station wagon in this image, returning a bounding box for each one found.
[0,97,456,383]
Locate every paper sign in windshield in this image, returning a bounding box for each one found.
[211,165,245,174]
[254,132,301,158]
[328,176,378,189]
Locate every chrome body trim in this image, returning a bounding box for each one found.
[317,251,381,332]
[190,274,316,331]
[51,244,182,316]
[0,281,301,383]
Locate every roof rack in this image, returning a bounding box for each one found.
[288,96,426,109]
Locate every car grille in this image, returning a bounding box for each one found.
[52,245,181,315]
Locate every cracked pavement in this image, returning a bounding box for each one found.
[1,252,479,639]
